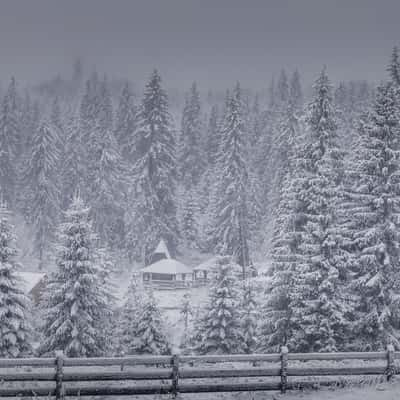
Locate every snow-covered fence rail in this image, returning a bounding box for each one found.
[0,347,398,397]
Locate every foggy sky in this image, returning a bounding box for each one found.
[1,0,400,89]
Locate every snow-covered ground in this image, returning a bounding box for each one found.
[174,381,400,399]
[97,380,400,399]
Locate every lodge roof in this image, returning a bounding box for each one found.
[16,271,46,293]
[140,258,193,275]
[154,239,171,259]
[194,257,218,272]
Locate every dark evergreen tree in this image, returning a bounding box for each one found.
[276,69,289,108]
[0,78,20,205]
[205,105,220,167]
[388,46,400,86]
[290,69,304,110]
[115,82,137,161]
[127,70,178,263]
[179,82,204,188]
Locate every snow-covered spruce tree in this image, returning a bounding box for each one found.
[24,120,60,267]
[205,105,220,168]
[0,204,31,357]
[289,68,347,352]
[179,292,193,352]
[388,46,400,87]
[19,92,40,156]
[0,78,20,206]
[345,81,400,349]
[177,186,199,249]
[273,71,304,195]
[248,94,262,149]
[258,90,306,352]
[79,72,102,200]
[115,82,137,162]
[79,72,101,148]
[89,125,126,248]
[290,70,304,111]
[178,83,204,248]
[16,95,40,219]
[179,82,204,189]
[50,97,63,141]
[276,69,290,108]
[127,70,179,263]
[255,85,282,252]
[198,105,220,251]
[259,166,306,352]
[118,271,144,355]
[240,278,258,353]
[60,113,85,209]
[260,71,304,260]
[39,196,113,357]
[132,289,171,355]
[192,256,243,355]
[210,84,252,277]
[266,70,304,229]
[84,77,127,248]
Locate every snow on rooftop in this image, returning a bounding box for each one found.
[140,258,192,275]
[154,239,171,258]
[194,256,218,271]
[16,271,46,293]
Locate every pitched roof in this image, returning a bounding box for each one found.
[141,259,192,275]
[194,257,218,271]
[16,272,46,293]
[154,239,171,259]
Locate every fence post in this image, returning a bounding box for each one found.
[386,344,395,381]
[171,354,180,398]
[55,350,64,400]
[280,346,288,394]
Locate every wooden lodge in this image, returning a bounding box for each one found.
[140,240,215,289]
[140,240,194,289]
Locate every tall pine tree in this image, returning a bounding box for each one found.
[127,70,178,263]
[289,68,347,352]
[24,120,60,267]
[211,83,252,277]
[0,204,31,357]
[192,256,243,354]
[0,78,20,205]
[115,82,137,162]
[345,80,400,349]
[40,196,113,357]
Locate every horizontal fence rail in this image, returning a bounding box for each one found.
[0,346,398,398]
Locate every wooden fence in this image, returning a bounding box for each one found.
[0,346,398,398]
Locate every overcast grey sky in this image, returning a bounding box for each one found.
[1,0,399,88]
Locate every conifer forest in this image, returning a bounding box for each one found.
[2,4,400,394]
